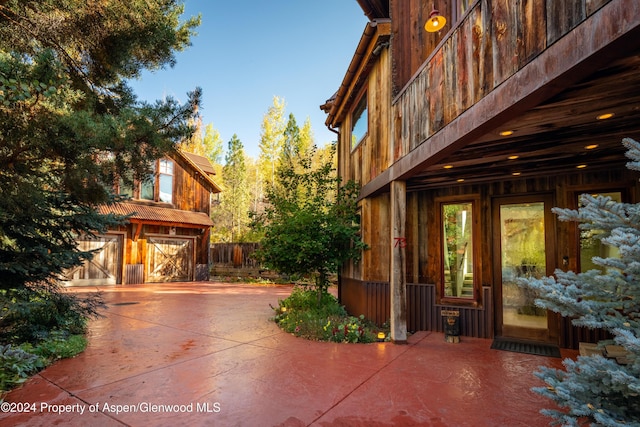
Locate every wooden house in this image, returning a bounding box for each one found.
[322,0,640,347]
[64,151,221,286]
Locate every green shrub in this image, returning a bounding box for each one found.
[0,345,44,392]
[0,333,87,394]
[0,286,103,344]
[0,285,94,394]
[273,287,380,343]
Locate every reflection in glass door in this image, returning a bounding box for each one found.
[498,201,548,338]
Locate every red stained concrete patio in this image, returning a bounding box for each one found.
[0,282,576,426]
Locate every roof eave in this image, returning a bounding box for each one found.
[323,19,391,128]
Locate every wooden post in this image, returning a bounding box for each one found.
[390,180,408,343]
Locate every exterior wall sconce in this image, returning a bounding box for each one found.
[425,5,446,32]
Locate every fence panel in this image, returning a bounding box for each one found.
[210,243,260,268]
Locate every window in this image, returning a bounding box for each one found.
[118,170,134,198]
[579,191,622,272]
[140,162,156,201]
[351,91,368,149]
[441,200,476,299]
[158,159,174,203]
[136,159,174,203]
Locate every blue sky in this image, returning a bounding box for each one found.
[129,1,369,159]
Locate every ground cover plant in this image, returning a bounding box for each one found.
[272,286,387,343]
[0,286,95,394]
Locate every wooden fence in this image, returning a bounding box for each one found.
[209,243,262,275]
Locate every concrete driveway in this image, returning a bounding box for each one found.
[0,282,574,426]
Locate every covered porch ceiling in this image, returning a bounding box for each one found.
[407,48,640,191]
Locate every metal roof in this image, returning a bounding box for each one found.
[174,150,222,194]
[181,151,216,176]
[100,202,214,227]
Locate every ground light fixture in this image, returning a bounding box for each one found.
[377,332,386,341]
[425,5,446,32]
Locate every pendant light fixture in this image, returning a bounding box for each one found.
[425,5,446,32]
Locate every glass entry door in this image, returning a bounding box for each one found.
[494,195,555,341]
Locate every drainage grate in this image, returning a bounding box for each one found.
[491,338,561,358]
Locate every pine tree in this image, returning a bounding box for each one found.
[0,1,200,339]
[219,135,249,242]
[519,138,640,426]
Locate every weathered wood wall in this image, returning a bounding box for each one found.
[356,194,391,282]
[172,155,213,215]
[415,169,638,289]
[338,48,392,188]
[340,278,494,338]
[391,0,613,157]
[339,168,639,346]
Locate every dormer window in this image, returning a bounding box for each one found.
[119,158,174,204]
[158,159,173,203]
[351,91,368,149]
[140,162,155,201]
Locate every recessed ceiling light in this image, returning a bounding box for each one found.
[457,178,465,182]
[585,144,599,150]
[508,155,519,160]
[499,130,514,136]
[443,165,453,169]
[596,113,614,120]
[512,172,521,176]
[577,164,587,169]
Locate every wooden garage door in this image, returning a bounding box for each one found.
[146,237,194,282]
[64,234,122,286]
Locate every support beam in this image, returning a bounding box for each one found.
[390,180,407,343]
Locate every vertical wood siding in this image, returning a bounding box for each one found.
[172,155,213,215]
[341,279,617,347]
[560,317,612,349]
[341,169,639,347]
[339,42,392,188]
[341,279,493,338]
[124,264,143,284]
[391,0,613,158]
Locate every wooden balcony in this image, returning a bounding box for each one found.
[362,0,640,196]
